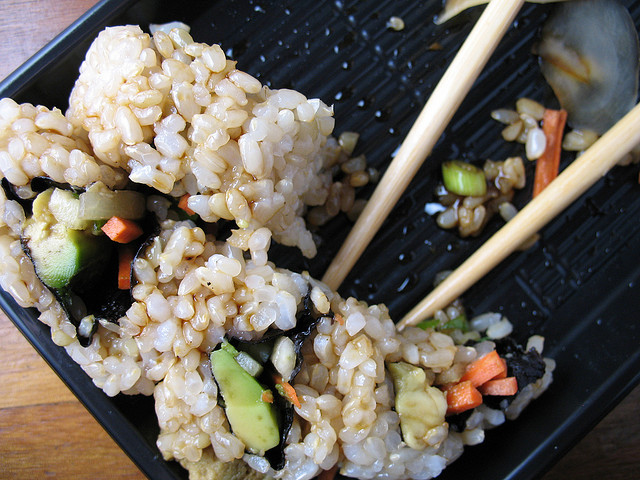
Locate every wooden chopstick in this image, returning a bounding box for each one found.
[397,101,640,329]
[322,0,526,291]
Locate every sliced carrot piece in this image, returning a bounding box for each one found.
[117,246,134,290]
[460,350,507,387]
[261,390,274,404]
[479,377,518,396]
[282,381,301,409]
[445,380,483,415]
[101,216,143,244]
[493,357,508,380]
[178,194,195,216]
[274,375,302,409]
[334,313,344,325]
[533,108,568,197]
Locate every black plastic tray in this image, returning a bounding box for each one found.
[2,1,640,479]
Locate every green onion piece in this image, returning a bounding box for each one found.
[275,382,287,398]
[416,318,440,330]
[441,314,469,332]
[442,160,487,196]
[220,340,239,357]
[90,220,107,236]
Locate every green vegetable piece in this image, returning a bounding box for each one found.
[416,318,440,330]
[442,314,469,332]
[242,341,273,365]
[235,351,264,377]
[23,189,110,289]
[220,340,239,357]
[90,220,107,236]
[442,160,487,196]
[387,362,448,450]
[210,348,279,454]
[26,228,106,289]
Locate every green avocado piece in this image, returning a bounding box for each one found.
[23,221,107,289]
[23,188,110,290]
[210,348,280,454]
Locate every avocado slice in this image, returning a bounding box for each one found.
[23,222,106,289]
[48,188,90,230]
[387,362,448,450]
[22,188,110,290]
[210,348,280,454]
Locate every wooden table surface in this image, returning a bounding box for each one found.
[0,1,639,479]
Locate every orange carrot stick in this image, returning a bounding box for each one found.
[282,382,301,408]
[274,375,302,408]
[261,390,274,403]
[478,377,518,396]
[533,108,568,197]
[445,380,483,415]
[493,357,508,380]
[101,216,143,244]
[117,246,134,290]
[178,194,195,216]
[459,350,507,387]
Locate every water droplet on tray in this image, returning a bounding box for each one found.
[396,273,419,293]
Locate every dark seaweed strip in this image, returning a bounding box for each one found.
[494,337,547,389]
[505,349,547,391]
[479,337,547,409]
[447,410,474,433]
[95,289,134,323]
[263,383,293,471]
[30,176,84,194]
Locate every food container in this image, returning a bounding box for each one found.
[1,0,639,479]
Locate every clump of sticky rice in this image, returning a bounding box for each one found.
[66,26,161,169]
[125,220,309,347]
[154,354,230,464]
[62,320,154,397]
[0,98,127,194]
[118,219,313,463]
[66,25,365,257]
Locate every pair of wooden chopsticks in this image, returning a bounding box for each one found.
[322,0,640,329]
